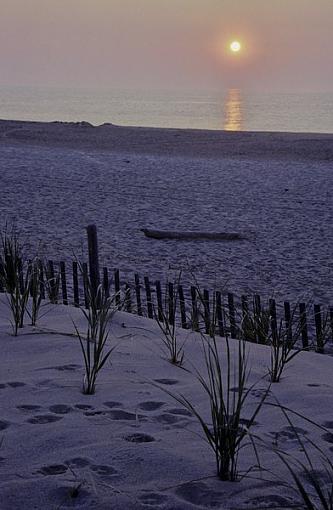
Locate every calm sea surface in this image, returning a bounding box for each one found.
[0,86,332,133]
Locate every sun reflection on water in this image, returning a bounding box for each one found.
[224,89,243,131]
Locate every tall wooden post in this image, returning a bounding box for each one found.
[86,224,100,299]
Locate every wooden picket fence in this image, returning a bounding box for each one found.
[1,257,330,353]
[0,224,332,352]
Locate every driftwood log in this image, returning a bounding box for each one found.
[141,229,245,241]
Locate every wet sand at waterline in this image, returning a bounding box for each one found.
[1,119,332,303]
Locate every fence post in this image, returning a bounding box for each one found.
[314,304,324,353]
[72,261,79,307]
[155,280,164,322]
[168,282,175,326]
[60,261,68,305]
[204,289,211,335]
[269,298,278,342]
[103,267,110,298]
[114,269,121,307]
[284,301,292,346]
[86,224,100,299]
[190,286,199,332]
[135,274,143,316]
[144,276,153,319]
[216,291,225,337]
[299,303,308,348]
[178,285,187,329]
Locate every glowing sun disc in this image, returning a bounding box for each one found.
[230,41,241,52]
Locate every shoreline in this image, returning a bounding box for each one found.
[1,118,333,162]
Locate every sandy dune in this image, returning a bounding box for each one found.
[1,298,333,509]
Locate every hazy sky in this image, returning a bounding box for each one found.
[1,0,332,92]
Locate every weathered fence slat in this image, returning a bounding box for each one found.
[86,224,100,298]
[135,274,143,316]
[168,282,175,325]
[82,262,89,309]
[203,289,210,335]
[190,286,199,332]
[314,304,324,353]
[0,262,3,292]
[114,269,121,307]
[39,260,45,300]
[103,267,110,298]
[178,285,187,329]
[284,301,292,345]
[228,292,237,339]
[60,261,68,305]
[144,276,153,319]
[155,280,164,322]
[299,303,309,348]
[216,291,225,337]
[72,261,80,307]
[269,298,278,341]
[47,260,58,304]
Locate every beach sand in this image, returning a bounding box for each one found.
[0,119,332,305]
[1,298,333,509]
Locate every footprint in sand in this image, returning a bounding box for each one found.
[155,413,188,425]
[65,457,92,468]
[154,379,179,386]
[167,408,192,417]
[17,405,42,412]
[0,421,10,431]
[49,404,73,414]
[75,404,94,411]
[175,481,224,507]
[84,410,105,417]
[103,401,123,409]
[107,410,145,421]
[90,464,118,477]
[7,382,26,388]
[124,433,155,443]
[247,494,297,508]
[322,432,333,444]
[138,401,165,411]
[53,364,81,372]
[322,421,333,429]
[270,426,308,445]
[138,492,169,506]
[251,388,271,399]
[27,415,63,424]
[38,464,68,476]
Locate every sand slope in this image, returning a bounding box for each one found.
[1,299,333,509]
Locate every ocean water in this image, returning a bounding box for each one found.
[0,86,332,133]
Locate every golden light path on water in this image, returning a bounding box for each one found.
[224,89,243,131]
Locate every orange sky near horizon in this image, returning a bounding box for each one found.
[0,0,332,92]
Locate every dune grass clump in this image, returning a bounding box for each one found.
[241,300,310,383]
[154,276,185,366]
[74,274,119,395]
[0,226,30,335]
[159,329,269,481]
[267,314,304,383]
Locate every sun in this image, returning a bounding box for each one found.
[230,41,241,53]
